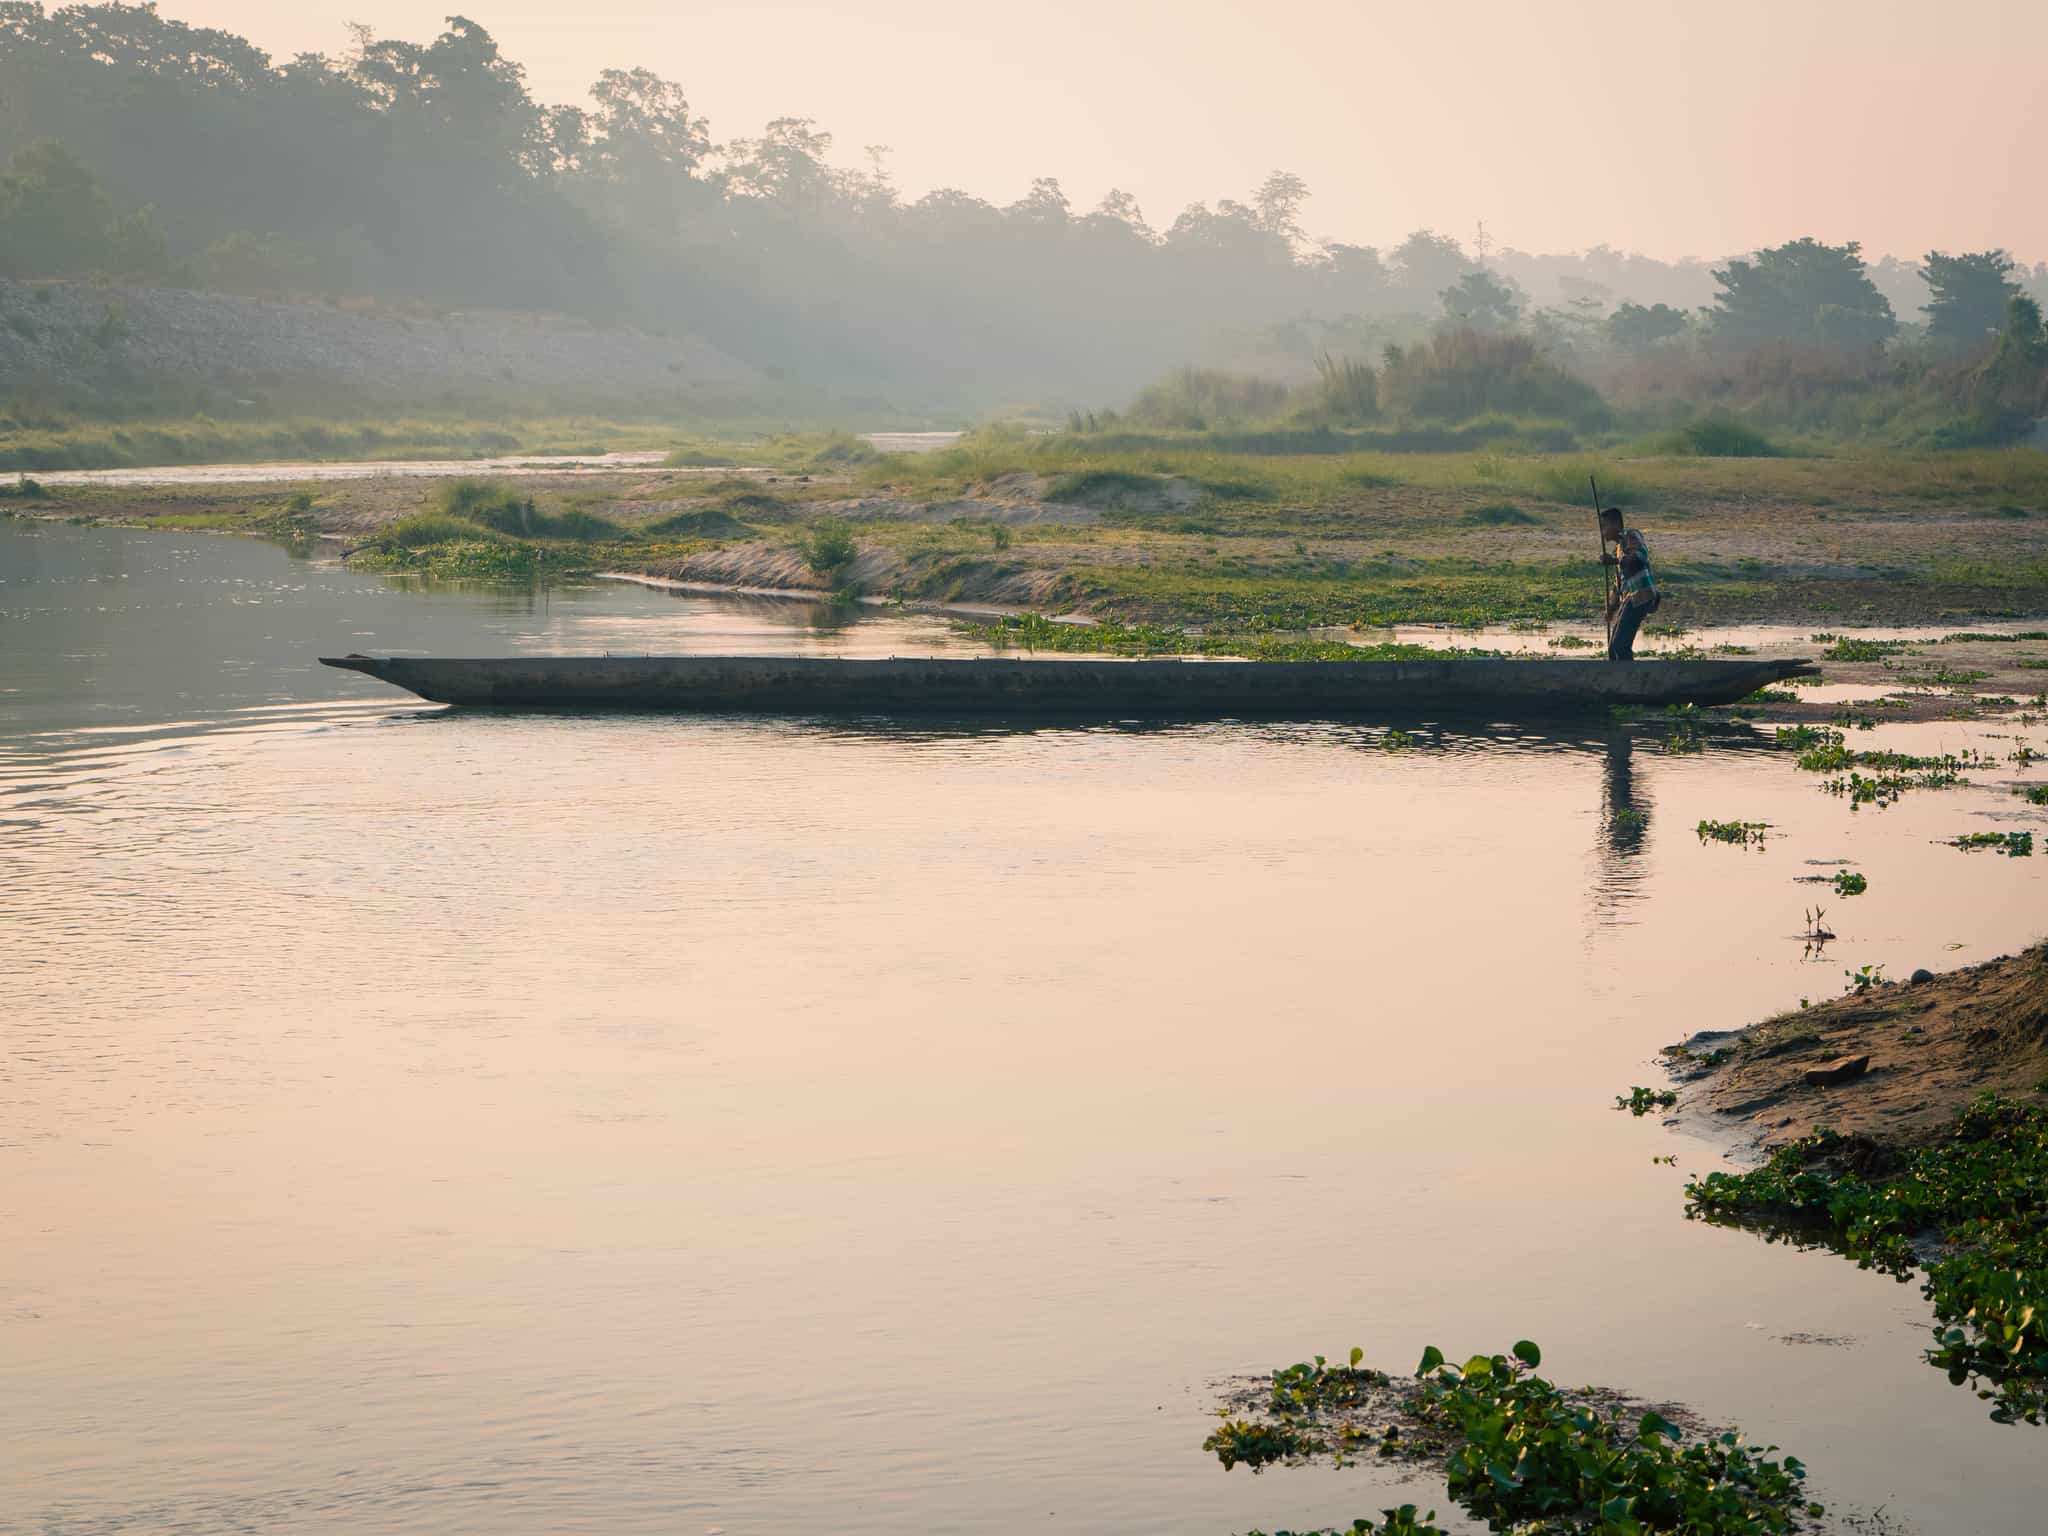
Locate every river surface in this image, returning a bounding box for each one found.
[5,520,2046,1534]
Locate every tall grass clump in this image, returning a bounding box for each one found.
[1125,369,1293,430]
[1309,351,1380,424]
[439,478,625,540]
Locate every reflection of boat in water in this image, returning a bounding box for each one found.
[321,652,1818,718]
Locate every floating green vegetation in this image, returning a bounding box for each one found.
[1950,831,2034,856]
[2019,785,2048,806]
[1617,1086,1680,1116]
[1260,1351,1392,1419]
[1843,963,1888,993]
[1213,1341,1821,1534]
[1821,636,1911,662]
[1548,633,1598,649]
[1415,1344,1820,1535]
[1772,724,1832,752]
[1901,664,1993,689]
[1697,819,1771,846]
[959,612,1495,663]
[1811,741,1972,805]
[1831,870,1869,896]
[1687,1095,2048,1424]
[1204,1416,1325,1470]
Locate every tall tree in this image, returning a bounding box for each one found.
[1608,301,1688,351]
[1440,268,1520,332]
[0,137,109,274]
[1709,237,1895,349]
[1920,249,2020,344]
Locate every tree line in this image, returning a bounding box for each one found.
[1,4,2042,412]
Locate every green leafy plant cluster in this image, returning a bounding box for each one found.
[1820,636,1910,662]
[2019,785,2048,806]
[1617,1086,1680,1116]
[1686,1095,2048,1424]
[1950,831,2034,856]
[1821,761,1967,807]
[1412,1343,1821,1534]
[1696,819,1771,846]
[1830,870,1868,896]
[800,517,858,582]
[1205,1417,1325,1470]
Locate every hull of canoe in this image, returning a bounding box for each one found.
[319,654,1818,717]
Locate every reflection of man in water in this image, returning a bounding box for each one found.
[1595,731,1650,924]
[1600,509,1660,661]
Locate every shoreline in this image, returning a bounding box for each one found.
[1667,944,2048,1155]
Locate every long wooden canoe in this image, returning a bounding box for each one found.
[320,653,1818,717]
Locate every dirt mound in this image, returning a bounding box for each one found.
[1677,944,2048,1150]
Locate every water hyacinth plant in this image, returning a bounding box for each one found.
[1686,1096,2048,1425]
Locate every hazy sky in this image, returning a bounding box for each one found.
[187,0,2045,263]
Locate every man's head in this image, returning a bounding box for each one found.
[1598,507,1624,542]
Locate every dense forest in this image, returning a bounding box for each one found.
[3,3,2047,430]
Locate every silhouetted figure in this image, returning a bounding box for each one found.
[1600,511,1660,660]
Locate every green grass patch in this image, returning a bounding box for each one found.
[1462,501,1539,525]
[643,507,753,539]
[1654,416,1787,458]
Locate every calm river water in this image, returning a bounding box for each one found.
[4,520,2045,1534]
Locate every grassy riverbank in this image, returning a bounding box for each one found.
[11,433,2048,631]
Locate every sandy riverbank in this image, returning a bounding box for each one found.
[1671,943,2048,1153]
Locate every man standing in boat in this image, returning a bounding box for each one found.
[1599,506,1660,660]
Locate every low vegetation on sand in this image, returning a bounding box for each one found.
[21,430,2048,633]
[1671,948,2048,1424]
[1211,1341,1822,1535]
[957,613,1494,663]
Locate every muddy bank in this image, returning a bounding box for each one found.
[1671,944,2048,1152]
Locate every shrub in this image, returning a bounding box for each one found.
[1125,368,1292,430]
[1380,328,1611,429]
[800,517,857,580]
[379,511,502,547]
